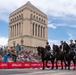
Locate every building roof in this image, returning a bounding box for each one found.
[10,1,47,18]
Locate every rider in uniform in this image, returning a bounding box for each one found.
[73,40,76,53]
[74,40,76,50]
[69,39,75,52]
[45,41,52,57]
[60,41,64,52]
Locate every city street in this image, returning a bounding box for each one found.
[0,68,76,75]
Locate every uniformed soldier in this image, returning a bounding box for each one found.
[69,39,74,50]
[45,41,52,57]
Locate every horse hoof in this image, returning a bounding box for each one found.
[68,68,70,70]
[42,68,45,70]
[65,68,66,70]
[73,68,75,70]
[61,68,63,70]
[56,67,58,69]
[47,66,50,68]
[51,68,53,70]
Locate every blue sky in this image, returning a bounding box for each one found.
[0,0,76,46]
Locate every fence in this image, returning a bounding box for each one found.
[0,62,74,69]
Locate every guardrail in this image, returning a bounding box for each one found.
[0,62,74,68]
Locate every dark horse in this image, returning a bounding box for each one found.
[53,44,68,70]
[37,46,55,70]
[67,50,76,70]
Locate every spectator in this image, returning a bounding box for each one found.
[3,52,11,62]
[0,55,2,62]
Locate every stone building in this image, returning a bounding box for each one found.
[8,1,48,52]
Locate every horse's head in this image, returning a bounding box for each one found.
[37,46,42,56]
[53,45,60,55]
[37,46,45,56]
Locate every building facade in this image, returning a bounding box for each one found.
[8,1,48,52]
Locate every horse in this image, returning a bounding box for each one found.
[67,50,76,70]
[37,46,55,70]
[53,44,67,70]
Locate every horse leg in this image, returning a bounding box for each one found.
[51,59,54,69]
[42,60,45,70]
[46,60,49,68]
[73,60,75,70]
[68,60,70,70]
[64,58,67,70]
[61,60,63,70]
[56,59,58,69]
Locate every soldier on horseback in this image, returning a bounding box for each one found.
[60,41,64,52]
[45,41,52,57]
[69,39,75,51]
[73,40,76,53]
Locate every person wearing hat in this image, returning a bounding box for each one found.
[73,40,76,52]
[69,39,74,51]
[45,41,51,57]
[60,41,64,52]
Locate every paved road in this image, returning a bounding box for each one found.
[0,68,76,75]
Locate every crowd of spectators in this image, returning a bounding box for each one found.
[0,47,41,62]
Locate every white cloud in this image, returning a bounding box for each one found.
[1,0,76,22]
[67,33,73,40]
[69,25,76,28]
[48,39,60,49]
[48,24,57,29]
[48,22,76,28]
[0,37,8,46]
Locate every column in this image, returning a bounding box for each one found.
[15,25,16,36]
[11,26,12,37]
[13,25,15,37]
[34,23,35,36]
[41,26,42,38]
[10,26,12,38]
[37,24,38,37]
[42,26,43,38]
[15,24,17,36]
[19,23,21,35]
[20,22,23,36]
[40,25,41,37]
[35,24,37,36]
[43,27,45,38]
[12,26,14,37]
[17,24,18,36]
[45,26,48,39]
[38,25,39,37]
